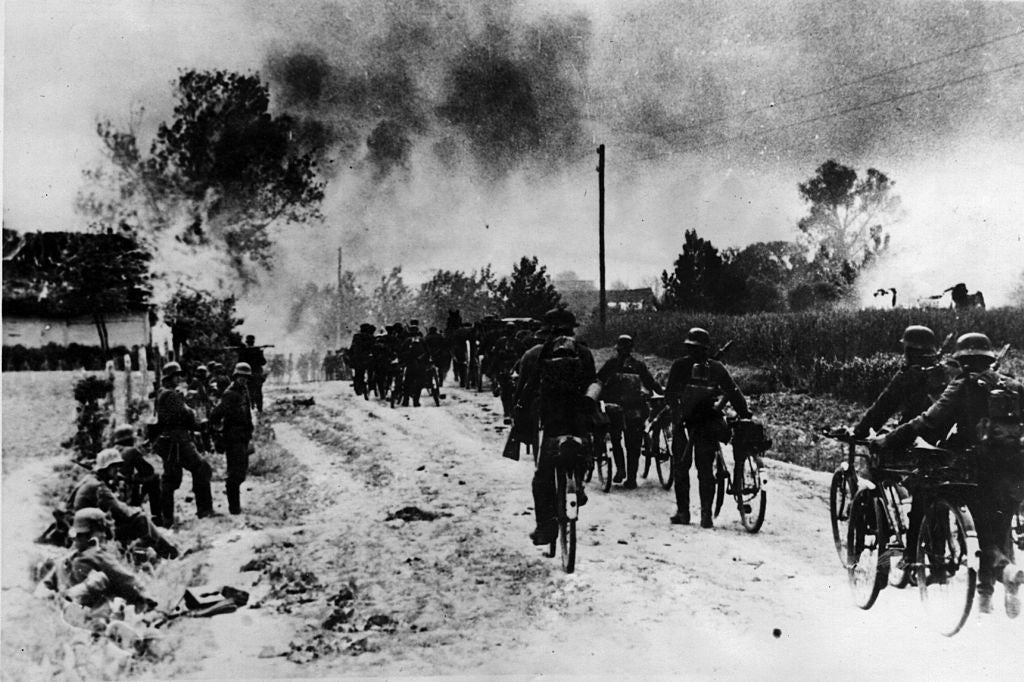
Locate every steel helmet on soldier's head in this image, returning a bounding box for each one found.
[113,424,135,445]
[543,307,577,330]
[684,328,711,350]
[900,325,937,353]
[195,365,209,376]
[162,361,182,376]
[616,334,634,348]
[360,323,375,334]
[953,332,996,359]
[94,448,124,473]
[69,507,109,538]
[233,362,253,377]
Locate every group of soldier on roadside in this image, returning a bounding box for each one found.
[34,336,268,621]
[479,306,1023,619]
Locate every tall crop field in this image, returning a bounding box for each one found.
[582,307,1023,395]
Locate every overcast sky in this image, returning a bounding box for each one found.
[4,0,1023,340]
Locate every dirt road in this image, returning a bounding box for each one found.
[181,381,1022,678]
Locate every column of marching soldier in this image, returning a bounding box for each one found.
[32,338,267,623]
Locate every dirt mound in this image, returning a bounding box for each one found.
[385,506,448,522]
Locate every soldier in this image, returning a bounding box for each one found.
[153,361,214,525]
[853,325,948,438]
[208,363,255,515]
[872,333,1024,616]
[207,361,231,400]
[665,328,752,528]
[36,508,157,612]
[110,424,163,527]
[350,323,377,396]
[424,326,451,385]
[515,308,596,545]
[236,335,267,412]
[597,335,663,489]
[69,448,179,559]
[399,332,430,407]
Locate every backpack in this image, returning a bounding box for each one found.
[539,336,586,402]
[977,375,1024,454]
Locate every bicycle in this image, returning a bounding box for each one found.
[712,417,771,533]
[543,435,587,573]
[846,445,979,636]
[822,428,872,568]
[589,406,614,493]
[426,362,445,407]
[641,396,674,490]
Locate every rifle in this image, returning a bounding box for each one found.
[712,340,734,361]
[223,344,276,350]
[992,344,1011,372]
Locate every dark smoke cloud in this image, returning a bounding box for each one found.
[259,1,591,177]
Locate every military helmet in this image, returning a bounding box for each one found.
[359,323,376,334]
[616,334,634,348]
[162,361,182,376]
[900,325,938,353]
[543,307,577,329]
[194,365,209,376]
[94,447,124,473]
[953,332,996,359]
[112,424,135,445]
[69,507,109,538]
[684,327,711,350]
[233,362,253,377]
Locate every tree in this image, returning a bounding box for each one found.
[162,289,243,362]
[660,230,735,312]
[416,268,498,327]
[371,267,419,325]
[78,69,326,282]
[494,256,562,318]
[797,160,900,277]
[725,241,809,313]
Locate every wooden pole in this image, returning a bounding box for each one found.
[336,246,343,348]
[597,144,606,330]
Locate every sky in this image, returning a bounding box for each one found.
[4,0,1024,343]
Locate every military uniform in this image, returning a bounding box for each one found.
[882,368,1024,602]
[154,385,213,524]
[70,473,178,559]
[598,350,662,487]
[665,341,751,526]
[209,378,254,514]
[854,363,947,437]
[236,343,267,412]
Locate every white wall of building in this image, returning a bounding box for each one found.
[3,313,151,347]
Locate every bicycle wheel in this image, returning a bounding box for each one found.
[713,451,729,519]
[736,455,767,533]
[556,467,577,573]
[916,498,977,637]
[654,425,674,490]
[847,489,888,610]
[595,445,613,493]
[829,469,857,568]
[431,369,441,406]
[641,431,654,479]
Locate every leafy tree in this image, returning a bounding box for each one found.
[797,160,900,277]
[660,230,735,312]
[725,241,809,313]
[494,256,562,318]
[371,267,419,325]
[417,268,498,327]
[162,289,243,362]
[78,69,326,282]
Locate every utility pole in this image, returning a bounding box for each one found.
[597,144,606,330]
[336,247,343,348]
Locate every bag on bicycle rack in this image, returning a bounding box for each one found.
[730,419,771,456]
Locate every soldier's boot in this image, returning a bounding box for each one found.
[698,479,716,528]
[226,482,242,515]
[194,478,215,519]
[612,445,626,483]
[671,473,690,524]
[623,450,640,489]
[160,492,176,528]
[153,532,181,560]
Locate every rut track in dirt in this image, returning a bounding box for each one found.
[247,380,1023,678]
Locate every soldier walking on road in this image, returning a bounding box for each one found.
[209,363,255,515]
[236,335,267,413]
[665,328,752,528]
[154,361,214,525]
[597,335,662,489]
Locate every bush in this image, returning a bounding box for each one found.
[808,353,903,405]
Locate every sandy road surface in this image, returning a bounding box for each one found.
[191,380,1021,679]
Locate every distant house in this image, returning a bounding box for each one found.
[554,283,658,317]
[3,230,153,349]
[607,288,657,311]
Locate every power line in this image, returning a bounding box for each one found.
[642,27,1024,137]
[623,59,1024,163]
